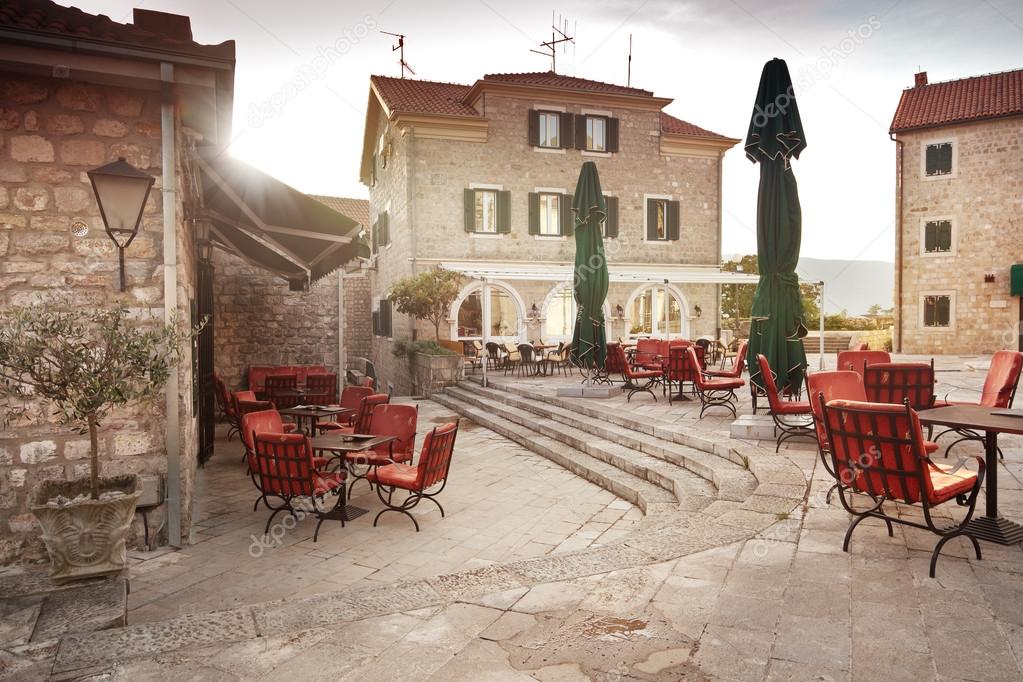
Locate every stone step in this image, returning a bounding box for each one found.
[462,378,757,502]
[432,392,686,516]
[729,414,781,441]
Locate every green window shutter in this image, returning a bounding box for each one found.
[464,188,476,232]
[574,114,587,149]
[378,212,389,246]
[924,222,936,252]
[372,310,380,336]
[937,221,952,251]
[939,143,952,173]
[527,110,540,146]
[646,199,658,240]
[561,194,574,236]
[607,117,620,152]
[371,154,377,186]
[371,219,379,253]
[559,112,574,149]
[667,200,681,240]
[528,192,540,235]
[380,299,392,337]
[936,296,950,326]
[497,190,511,233]
[605,196,619,238]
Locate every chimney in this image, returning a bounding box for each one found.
[914,71,928,87]
[132,8,193,41]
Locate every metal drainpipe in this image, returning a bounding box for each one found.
[338,272,345,390]
[890,132,904,353]
[406,127,417,335]
[160,61,182,547]
[716,150,724,342]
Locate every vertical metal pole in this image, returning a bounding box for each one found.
[481,277,489,388]
[338,272,345,392]
[819,280,825,370]
[662,278,669,339]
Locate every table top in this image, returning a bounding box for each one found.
[309,434,395,453]
[279,405,352,418]
[917,405,1023,436]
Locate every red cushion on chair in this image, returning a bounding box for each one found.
[312,456,329,468]
[345,448,414,467]
[366,463,418,488]
[924,441,939,454]
[926,462,978,504]
[772,400,811,415]
[703,376,744,390]
[313,471,346,496]
[629,368,661,379]
[283,423,297,433]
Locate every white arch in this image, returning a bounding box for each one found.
[623,283,690,338]
[539,281,612,341]
[448,278,527,342]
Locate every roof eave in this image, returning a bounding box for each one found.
[462,79,673,111]
[890,110,1023,135]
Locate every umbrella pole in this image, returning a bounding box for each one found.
[818,280,825,370]
[663,279,669,339]
[481,277,489,388]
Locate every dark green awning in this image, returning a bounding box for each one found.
[194,149,369,290]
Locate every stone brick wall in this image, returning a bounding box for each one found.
[896,116,1023,354]
[0,73,200,562]
[342,271,372,367]
[366,90,729,394]
[212,249,340,391]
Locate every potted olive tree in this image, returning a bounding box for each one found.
[0,304,193,582]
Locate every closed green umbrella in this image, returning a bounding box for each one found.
[569,161,609,375]
[745,58,808,395]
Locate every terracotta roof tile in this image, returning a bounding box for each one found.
[0,0,234,61]
[659,112,731,140]
[370,75,477,117]
[890,68,1023,133]
[482,71,653,97]
[311,195,370,230]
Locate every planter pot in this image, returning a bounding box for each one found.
[31,475,140,584]
[412,352,463,397]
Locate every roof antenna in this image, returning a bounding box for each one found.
[381,31,415,78]
[530,14,574,73]
[627,34,633,87]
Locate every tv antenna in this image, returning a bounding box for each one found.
[381,31,415,78]
[627,34,633,86]
[530,15,574,73]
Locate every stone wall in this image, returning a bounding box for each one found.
[896,116,1023,354]
[342,271,372,368]
[212,249,341,391]
[0,73,199,562]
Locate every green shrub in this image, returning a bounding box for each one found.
[391,338,457,364]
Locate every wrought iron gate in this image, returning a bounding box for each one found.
[196,259,216,466]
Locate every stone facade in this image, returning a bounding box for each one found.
[0,74,200,563]
[894,115,1023,353]
[364,83,734,394]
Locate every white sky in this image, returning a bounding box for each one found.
[72,0,1023,262]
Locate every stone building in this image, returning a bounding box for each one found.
[0,1,364,563]
[358,72,749,394]
[890,68,1023,354]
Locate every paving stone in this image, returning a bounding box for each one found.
[0,596,42,648]
[693,623,773,681]
[773,613,851,671]
[427,564,524,601]
[31,577,127,643]
[506,544,656,584]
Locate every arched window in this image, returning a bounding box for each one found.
[542,283,612,341]
[627,285,687,337]
[452,281,523,340]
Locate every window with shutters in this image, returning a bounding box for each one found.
[374,298,392,337]
[538,111,560,148]
[923,140,955,178]
[921,293,953,329]
[464,187,510,235]
[586,116,606,152]
[475,190,497,234]
[374,211,390,248]
[539,193,561,236]
[644,196,680,242]
[601,195,619,238]
[921,218,954,255]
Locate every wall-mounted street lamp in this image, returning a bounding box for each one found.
[615,304,625,320]
[529,303,540,320]
[694,304,702,318]
[194,220,215,264]
[87,157,155,291]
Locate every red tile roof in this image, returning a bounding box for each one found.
[890,68,1023,133]
[482,71,654,97]
[371,76,476,117]
[0,0,234,62]
[311,195,370,230]
[660,112,731,140]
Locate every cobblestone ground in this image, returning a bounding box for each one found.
[125,399,639,624]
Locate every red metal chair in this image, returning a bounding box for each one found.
[345,403,419,498]
[836,350,891,379]
[934,350,1023,459]
[367,421,459,531]
[361,376,376,389]
[251,432,348,541]
[863,361,935,411]
[329,393,391,436]
[688,346,744,417]
[757,354,815,451]
[319,385,374,431]
[821,399,985,577]
[634,338,663,369]
[665,346,700,404]
[265,374,299,410]
[242,409,325,509]
[304,373,338,406]
[611,343,662,402]
[706,341,747,379]
[604,343,627,384]
[214,374,240,440]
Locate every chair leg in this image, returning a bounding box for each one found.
[929,531,977,578]
[842,513,872,552]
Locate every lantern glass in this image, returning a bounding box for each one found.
[87,158,154,246]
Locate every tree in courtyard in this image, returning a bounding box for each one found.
[389,268,464,340]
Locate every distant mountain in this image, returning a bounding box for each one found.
[723,255,895,316]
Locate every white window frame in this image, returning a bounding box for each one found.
[643,193,673,244]
[540,282,612,341]
[624,283,690,338]
[918,216,956,257]
[537,111,560,149]
[586,116,607,152]
[581,108,614,157]
[468,182,504,239]
[449,279,526,342]
[920,137,957,181]
[919,291,956,331]
[533,186,566,240]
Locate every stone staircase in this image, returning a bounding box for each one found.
[432,379,761,520]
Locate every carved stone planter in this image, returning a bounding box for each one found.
[412,352,462,397]
[31,475,140,584]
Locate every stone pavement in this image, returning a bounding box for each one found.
[6,353,1023,679]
